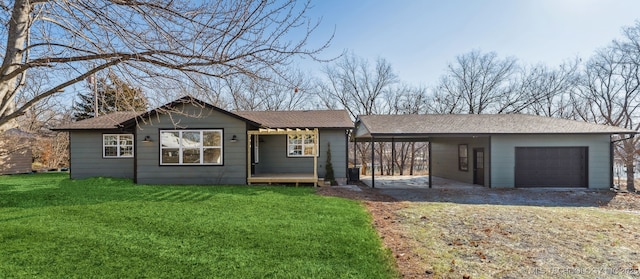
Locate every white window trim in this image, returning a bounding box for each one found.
[287,134,317,157]
[103,134,134,158]
[160,129,223,165]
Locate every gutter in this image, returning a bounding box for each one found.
[611,133,635,143]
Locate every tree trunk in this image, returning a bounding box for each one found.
[399,143,409,175]
[625,160,635,193]
[357,142,369,175]
[378,143,385,176]
[409,142,415,175]
[624,140,637,193]
[0,0,31,130]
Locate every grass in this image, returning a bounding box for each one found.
[0,173,398,278]
[398,202,640,279]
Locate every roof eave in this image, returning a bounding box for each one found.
[50,127,129,132]
[120,96,262,128]
[260,125,352,129]
[356,131,637,139]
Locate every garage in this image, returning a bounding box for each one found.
[515,147,588,188]
[354,114,633,189]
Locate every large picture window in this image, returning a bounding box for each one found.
[160,130,223,165]
[287,134,316,157]
[103,134,134,158]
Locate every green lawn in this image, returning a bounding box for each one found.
[0,173,397,278]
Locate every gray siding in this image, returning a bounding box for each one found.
[430,137,490,185]
[491,134,611,189]
[0,147,32,175]
[135,103,248,185]
[254,129,348,180]
[69,130,134,179]
[319,129,348,179]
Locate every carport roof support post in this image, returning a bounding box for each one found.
[429,141,432,188]
[371,136,375,188]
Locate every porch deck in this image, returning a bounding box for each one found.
[247,173,319,186]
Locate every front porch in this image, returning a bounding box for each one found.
[247,128,320,186]
[247,173,320,186]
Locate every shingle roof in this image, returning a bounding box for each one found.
[118,96,262,128]
[236,110,353,129]
[356,114,635,137]
[52,97,353,131]
[52,112,140,130]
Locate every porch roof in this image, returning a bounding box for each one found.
[247,128,318,135]
[355,114,636,141]
[236,110,352,129]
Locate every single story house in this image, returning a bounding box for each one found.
[53,96,353,185]
[354,114,636,189]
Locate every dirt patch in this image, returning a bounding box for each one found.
[317,185,433,277]
[606,192,640,211]
[317,185,640,278]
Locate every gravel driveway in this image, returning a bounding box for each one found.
[362,175,618,207]
[320,178,640,278]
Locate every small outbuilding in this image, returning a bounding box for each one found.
[354,114,635,189]
[0,128,34,175]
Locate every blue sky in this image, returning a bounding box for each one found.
[302,0,640,86]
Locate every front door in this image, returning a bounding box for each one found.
[473,148,485,186]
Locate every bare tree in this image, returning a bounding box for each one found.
[385,84,429,115]
[222,76,261,111]
[513,60,581,118]
[0,0,331,130]
[258,69,312,111]
[15,79,63,134]
[427,87,465,114]
[13,78,72,169]
[575,22,640,192]
[384,84,429,175]
[316,52,398,118]
[316,53,398,175]
[172,75,230,109]
[227,68,311,111]
[431,50,518,114]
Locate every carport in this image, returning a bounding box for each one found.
[353,114,635,189]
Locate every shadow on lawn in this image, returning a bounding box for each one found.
[0,174,317,209]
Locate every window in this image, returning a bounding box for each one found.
[160,130,223,165]
[103,134,134,158]
[458,144,468,171]
[287,134,316,157]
